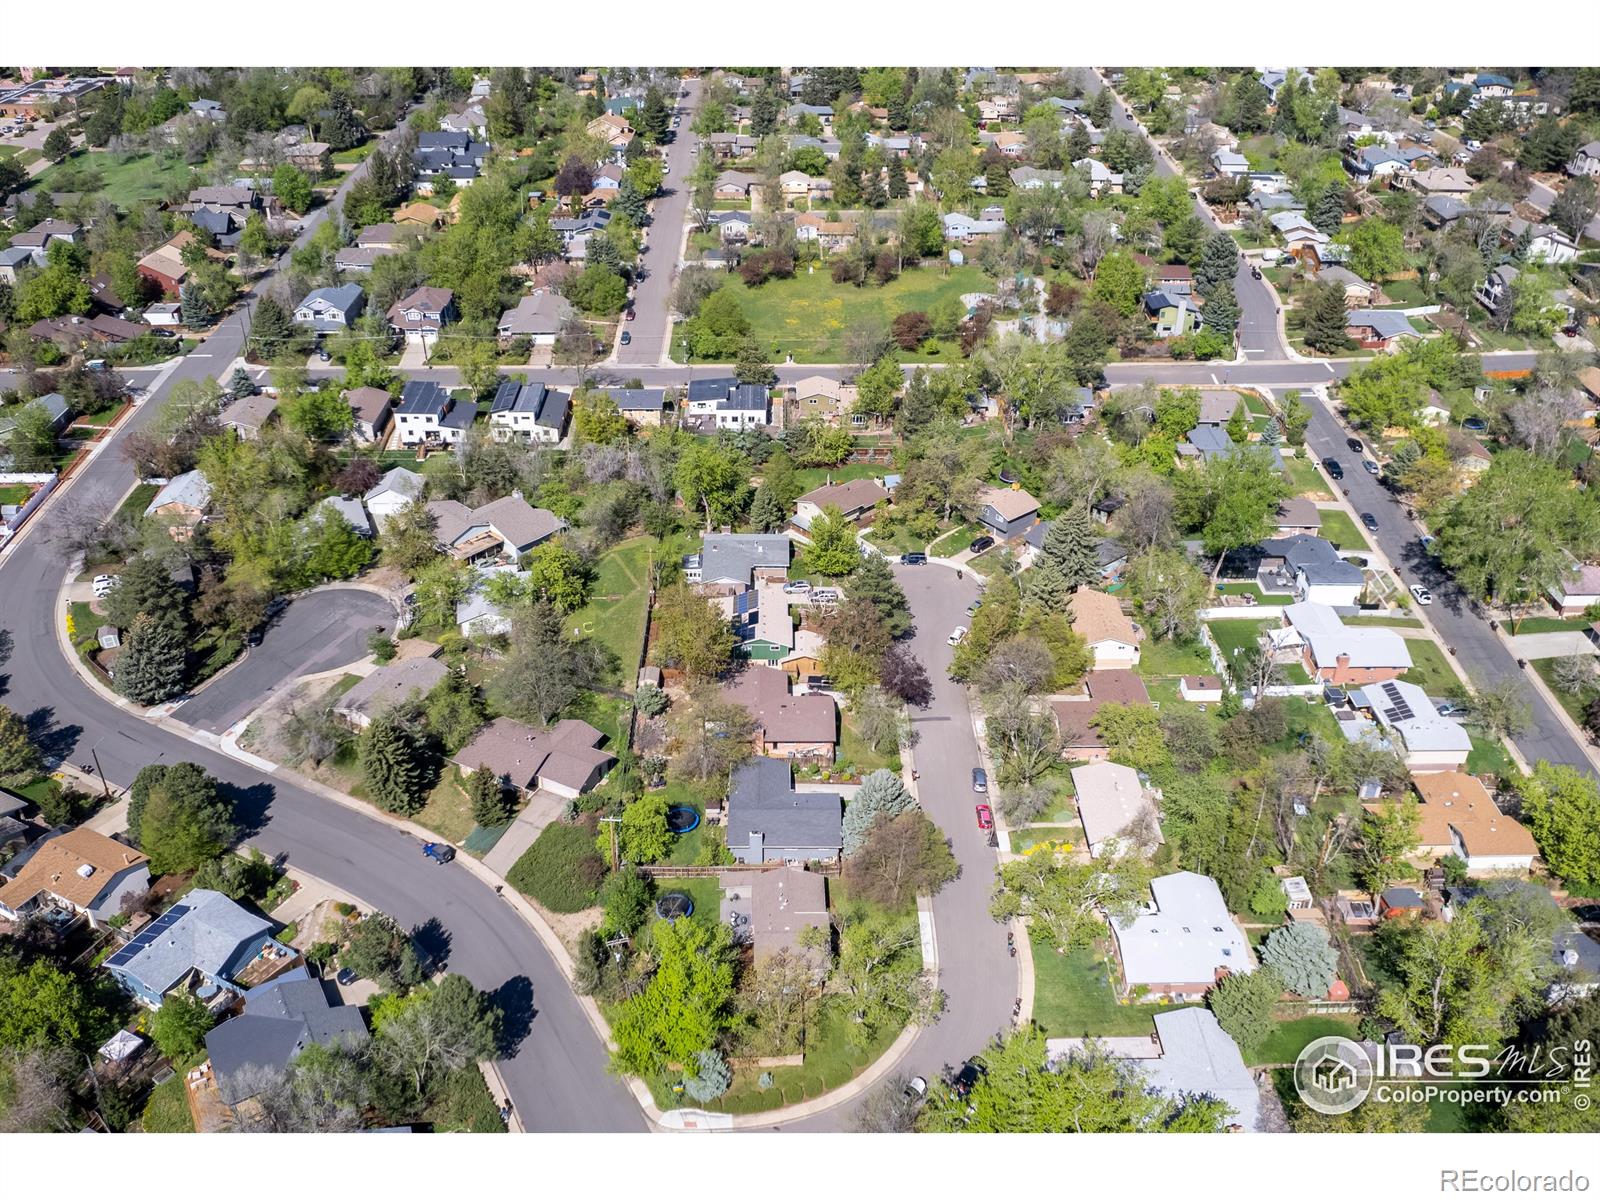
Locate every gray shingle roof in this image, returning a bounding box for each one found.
[696,533,790,585]
[726,758,842,854]
[205,971,368,1105]
[109,889,272,997]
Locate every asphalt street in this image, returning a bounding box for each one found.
[787,563,1016,1131]
[1296,389,1595,775]
[615,78,703,367]
[1526,178,1600,242]
[172,587,396,734]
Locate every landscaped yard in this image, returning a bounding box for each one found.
[1205,619,1275,669]
[1509,616,1594,635]
[713,264,991,363]
[838,711,901,775]
[790,462,883,493]
[413,767,476,844]
[1137,636,1214,679]
[1281,455,1333,499]
[1246,1013,1362,1067]
[1399,637,1460,697]
[571,535,656,687]
[1009,823,1082,853]
[1344,614,1424,628]
[1031,940,1189,1037]
[1533,658,1590,725]
[1466,733,1516,780]
[1216,582,1292,605]
[928,523,979,559]
[29,149,208,207]
[1316,508,1371,552]
[0,484,31,506]
[139,1072,196,1132]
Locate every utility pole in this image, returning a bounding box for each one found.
[598,815,623,870]
[89,741,110,801]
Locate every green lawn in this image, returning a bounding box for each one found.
[139,1073,195,1132]
[1010,824,1082,853]
[928,523,978,559]
[413,767,475,844]
[790,462,883,493]
[1281,456,1333,499]
[1345,615,1424,628]
[1206,619,1275,668]
[115,482,160,524]
[331,143,375,165]
[1399,638,1459,697]
[1137,636,1215,679]
[838,712,901,775]
[0,484,31,505]
[1245,1013,1361,1067]
[1378,278,1428,306]
[570,535,656,687]
[1216,582,1292,605]
[1316,508,1371,552]
[714,265,992,363]
[1031,941,1189,1037]
[863,521,934,557]
[28,149,206,207]
[657,779,709,866]
[1466,733,1516,780]
[1509,616,1593,635]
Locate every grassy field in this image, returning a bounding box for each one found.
[1533,658,1590,725]
[139,1073,195,1132]
[1399,638,1460,697]
[1316,508,1371,552]
[657,779,708,866]
[29,149,205,207]
[413,767,476,844]
[1246,1013,1362,1067]
[1281,455,1334,499]
[717,265,991,363]
[1205,619,1276,666]
[928,523,978,558]
[571,535,655,687]
[1031,940,1187,1037]
[0,484,31,506]
[1137,636,1214,679]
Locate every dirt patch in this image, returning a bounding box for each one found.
[291,899,359,952]
[527,901,603,957]
[239,676,363,791]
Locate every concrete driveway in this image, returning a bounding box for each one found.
[1509,631,1597,661]
[174,587,395,734]
[483,791,566,877]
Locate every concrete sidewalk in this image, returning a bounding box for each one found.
[482,791,565,877]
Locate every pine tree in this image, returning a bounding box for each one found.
[1041,505,1100,590]
[850,553,912,638]
[1204,279,1240,337]
[114,613,188,705]
[747,485,788,533]
[638,88,670,142]
[1260,415,1283,447]
[1023,555,1070,611]
[1309,183,1345,236]
[251,295,296,357]
[180,284,212,328]
[842,768,918,855]
[467,765,514,827]
[887,165,909,200]
[1195,232,1239,298]
[361,711,427,815]
[228,366,257,398]
[751,89,779,137]
[614,180,648,224]
[1302,282,1353,355]
[0,703,41,786]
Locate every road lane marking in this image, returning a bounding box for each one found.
[1325,362,1336,374]
[1210,373,1219,384]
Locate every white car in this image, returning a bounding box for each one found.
[1409,584,1433,606]
[93,574,118,597]
[948,626,968,646]
[782,580,812,595]
[809,587,841,604]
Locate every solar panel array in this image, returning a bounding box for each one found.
[104,902,191,970]
[1378,681,1414,723]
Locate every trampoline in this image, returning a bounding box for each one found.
[666,805,701,835]
[655,891,695,921]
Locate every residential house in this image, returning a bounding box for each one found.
[1409,166,1474,195]
[1022,523,1127,584]
[334,245,397,273]
[1550,560,1600,616]
[942,211,1007,241]
[144,469,211,539]
[1504,219,1579,266]
[0,829,149,928]
[0,245,31,285]
[1196,392,1240,426]
[705,132,759,160]
[1568,140,1600,179]
[710,211,754,243]
[218,390,279,442]
[1156,264,1193,295]
[1275,498,1324,538]
[355,223,415,251]
[1143,290,1203,339]
[413,131,489,191]
[1050,669,1152,763]
[427,494,566,562]
[488,380,569,444]
[786,102,835,129]
[595,387,667,427]
[1317,265,1376,308]
[975,484,1040,540]
[1070,589,1142,669]
[1407,772,1538,873]
[293,283,365,333]
[1071,761,1163,859]
[454,717,615,799]
[685,377,769,430]
[0,391,70,439]
[345,387,393,445]
[1211,148,1250,178]
[585,113,635,156]
[103,889,292,1009]
[137,231,220,298]
[746,867,830,972]
[143,303,182,328]
[777,170,833,203]
[1475,265,1519,322]
[1275,601,1411,685]
[793,478,889,529]
[27,312,147,351]
[204,973,368,1108]
[725,757,843,864]
[363,467,425,527]
[1008,167,1068,191]
[313,496,371,538]
[1110,872,1256,1000]
[1347,144,1415,180]
[714,170,761,200]
[387,286,456,348]
[333,657,449,730]
[550,210,612,260]
[1344,309,1419,352]
[454,564,530,637]
[785,375,856,424]
[1352,679,1471,772]
[1073,158,1123,196]
[7,218,83,265]
[683,532,790,592]
[1456,439,1492,474]
[439,102,488,138]
[393,379,456,444]
[1256,534,1363,607]
[496,290,575,348]
[722,665,838,760]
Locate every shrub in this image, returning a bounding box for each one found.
[505,817,608,912]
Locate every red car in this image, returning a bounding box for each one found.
[975,804,994,831]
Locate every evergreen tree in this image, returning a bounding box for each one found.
[1309,182,1345,236]
[614,180,648,224]
[1022,555,1070,611]
[0,703,41,786]
[361,711,428,815]
[114,613,189,705]
[228,366,257,398]
[850,553,912,638]
[467,765,514,827]
[180,283,213,328]
[251,295,296,358]
[886,91,909,132]
[1260,415,1283,448]
[1302,282,1353,355]
[751,89,779,137]
[747,484,788,533]
[887,165,909,200]
[638,88,671,142]
[1041,505,1100,590]
[1203,279,1240,337]
[842,768,918,855]
[1195,232,1238,298]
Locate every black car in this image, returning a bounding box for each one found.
[1360,512,1379,532]
[1346,437,1364,454]
[968,535,995,554]
[901,552,928,565]
[951,1057,988,1098]
[1322,457,1344,480]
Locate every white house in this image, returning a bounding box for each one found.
[1070,762,1163,859]
[686,377,769,430]
[1111,872,1255,1000]
[1070,588,1142,670]
[488,379,568,444]
[1352,679,1472,773]
[1568,140,1600,179]
[363,467,426,528]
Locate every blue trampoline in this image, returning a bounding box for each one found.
[666,805,701,834]
[655,891,694,921]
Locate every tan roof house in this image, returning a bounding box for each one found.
[1071,761,1164,858]
[1070,589,1142,669]
[0,829,150,928]
[454,717,615,799]
[722,665,838,760]
[786,375,857,422]
[748,866,830,973]
[1406,772,1538,874]
[333,657,449,730]
[794,478,888,528]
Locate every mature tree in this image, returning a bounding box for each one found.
[1301,282,1353,355]
[881,642,933,707]
[848,554,912,638]
[374,974,499,1100]
[921,1027,1231,1133]
[250,295,298,358]
[821,598,893,693]
[1195,231,1239,298]
[651,583,737,681]
[1468,679,1531,742]
[844,810,957,909]
[674,440,749,529]
[610,918,738,1076]
[1517,763,1600,890]
[1203,279,1240,338]
[1438,450,1600,609]
[150,992,215,1061]
[991,842,1149,949]
[806,505,862,577]
[466,765,514,828]
[1207,965,1281,1055]
[1038,505,1100,590]
[0,1045,78,1133]
[342,912,423,991]
[360,709,430,816]
[487,635,593,725]
[618,791,673,864]
[842,768,918,856]
[667,689,755,792]
[0,705,42,787]
[1355,798,1420,895]
[1262,921,1339,998]
[828,910,944,1048]
[104,553,191,631]
[1125,547,1209,642]
[1179,447,1288,573]
[1551,177,1598,243]
[379,500,442,572]
[135,759,235,875]
[0,952,111,1052]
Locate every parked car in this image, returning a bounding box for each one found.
[1419,534,1437,554]
[948,625,968,645]
[900,552,927,565]
[967,601,981,617]
[1362,458,1380,475]
[904,1076,928,1104]
[1322,457,1344,480]
[951,1058,988,1098]
[619,330,631,346]
[810,587,841,603]
[968,535,995,554]
[92,573,118,598]
[975,803,994,830]
[1435,699,1466,717]
[782,580,812,594]
[1360,512,1379,532]
[971,767,988,793]
[1409,583,1433,605]
[625,308,636,321]
[421,842,455,865]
